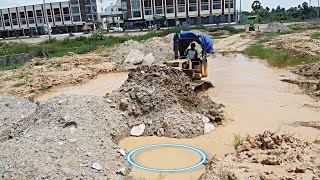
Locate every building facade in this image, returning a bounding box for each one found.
[121,0,236,29]
[0,0,103,37]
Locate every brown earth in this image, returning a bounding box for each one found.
[200,131,320,180]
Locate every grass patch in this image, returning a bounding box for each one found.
[12,78,32,87]
[311,32,320,40]
[244,44,320,68]
[34,61,44,66]
[0,61,26,71]
[233,133,245,149]
[317,164,320,171]
[271,150,283,157]
[40,84,49,92]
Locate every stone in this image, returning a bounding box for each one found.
[119,99,129,111]
[260,173,270,180]
[105,98,112,103]
[70,139,77,144]
[156,128,165,136]
[295,167,306,173]
[260,157,282,165]
[91,162,102,171]
[118,149,126,156]
[204,123,215,134]
[124,49,144,65]
[202,115,210,123]
[143,53,155,66]
[130,124,145,136]
[116,167,128,176]
[1,163,9,174]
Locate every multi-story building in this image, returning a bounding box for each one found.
[121,0,236,29]
[0,0,104,37]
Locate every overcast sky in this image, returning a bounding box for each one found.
[0,0,317,11]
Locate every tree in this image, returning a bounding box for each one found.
[265,7,270,12]
[251,0,262,13]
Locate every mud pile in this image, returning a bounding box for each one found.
[264,22,292,33]
[200,131,320,180]
[105,35,174,70]
[294,63,320,78]
[109,65,224,139]
[0,65,224,179]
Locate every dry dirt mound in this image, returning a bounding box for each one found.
[294,63,320,78]
[0,66,224,179]
[264,22,292,33]
[109,65,224,139]
[200,131,320,180]
[0,93,37,142]
[105,35,174,70]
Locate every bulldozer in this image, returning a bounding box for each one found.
[245,15,260,32]
[164,31,214,92]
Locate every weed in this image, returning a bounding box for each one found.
[233,133,245,149]
[34,61,44,66]
[0,61,26,71]
[157,172,166,180]
[217,164,230,180]
[271,150,283,157]
[40,84,49,92]
[12,78,32,87]
[244,44,320,68]
[317,164,320,171]
[311,32,320,40]
[3,76,14,81]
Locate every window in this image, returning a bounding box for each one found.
[11,12,18,25]
[36,10,43,23]
[189,0,197,11]
[63,7,70,21]
[144,0,152,15]
[178,0,185,12]
[92,5,97,12]
[72,15,81,21]
[71,7,80,14]
[70,0,79,4]
[46,9,52,22]
[225,0,233,8]
[166,0,174,13]
[155,0,162,14]
[121,1,127,11]
[212,0,221,9]
[3,14,10,26]
[130,0,141,18]
[20,12,26,24]
[54,8,61,21]
[85,6,91,13]
[27,11,34,24]
[201,0,209,10]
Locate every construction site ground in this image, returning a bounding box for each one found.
[1,23,320,180]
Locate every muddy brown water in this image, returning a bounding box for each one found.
[36,72,128,100]
[38,54,320,180]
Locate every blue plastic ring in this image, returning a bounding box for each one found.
[125,143,208,172]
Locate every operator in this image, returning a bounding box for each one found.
[186,43,198,61]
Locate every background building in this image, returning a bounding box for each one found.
[121,0,236,29]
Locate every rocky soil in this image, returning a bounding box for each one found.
[200,131,320,180]
[0,65,224,179]
[263,22,292,33]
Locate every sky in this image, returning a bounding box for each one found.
[0,0,318,11]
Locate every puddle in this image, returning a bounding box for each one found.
[119,54,320,180]
[36,72,128,100]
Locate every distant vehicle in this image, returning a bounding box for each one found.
[109,27,123,31]
[245,15,260,32]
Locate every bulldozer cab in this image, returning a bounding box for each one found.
[165,31,214,80]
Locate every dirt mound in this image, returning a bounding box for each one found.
[0,66,224,179]
[294,63,320,78]
[264,22,292,33]
[109,65,224,139]
[200,131,320,180]
[105,35,174,70]
[0,93,37,142]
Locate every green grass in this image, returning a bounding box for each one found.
[311,32,320,40]
[244,44,320,68]
[0,61,26,71]
[40,84,49,92]
[34,61,44,66]
[12,78,32,87]
[271,150,283,157]
[317,164,320,171]
[233,133,245,149]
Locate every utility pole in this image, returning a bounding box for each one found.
[43,0,52,39]
[239,0,241,23]
[318,0,320,19]
[228,0,231,25]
